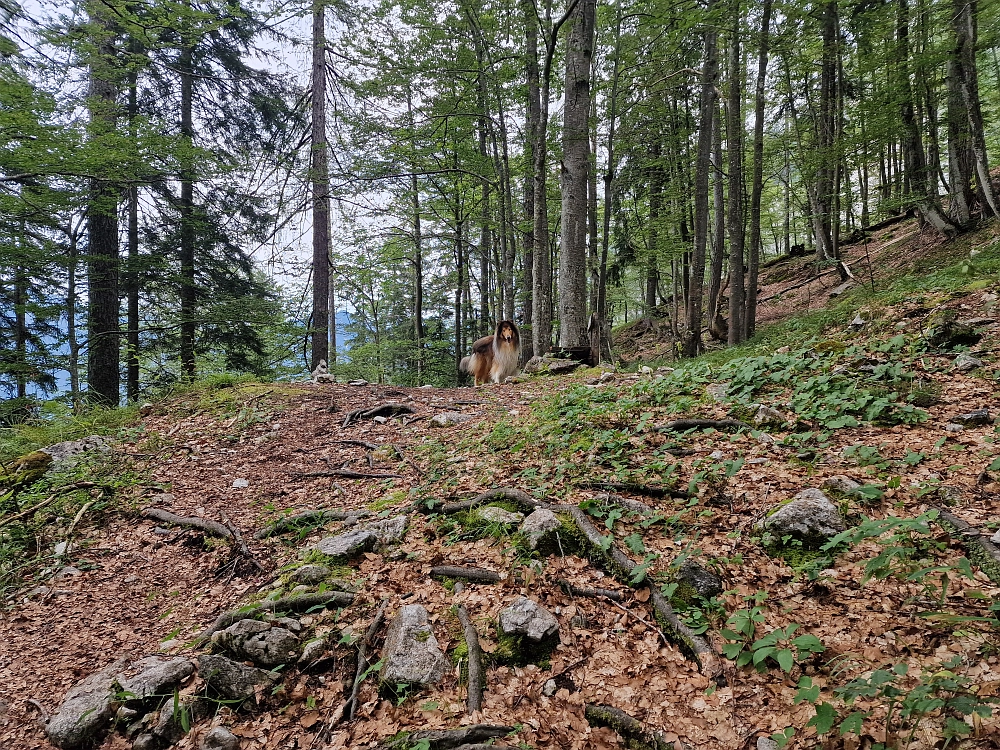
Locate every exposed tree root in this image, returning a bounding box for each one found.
[933,507,1000,583]
[578,481,688,499]
[657,418,748,431]
[456,605,485,713]
[584,703,678,750]
[254,509,370,539]
[347,598,390,722]
[141,507,231,538]
[557,579,625,602]
[342,403,415,428]
[221,514,266,573]
[0,482,99,529]
[430,566,502,584]
[197,590,355,642]
[436,487,543,515]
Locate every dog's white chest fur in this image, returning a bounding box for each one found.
[491,342,520,383]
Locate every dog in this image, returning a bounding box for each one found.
[460,320,521,385]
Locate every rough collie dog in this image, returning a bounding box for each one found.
[461,320,521,385]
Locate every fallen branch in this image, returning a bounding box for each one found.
[658,418,748,432]
[222,514,266,574]
[456,605,485,713]
[335,439,381,450]
[197,590,355,642]
[0,482,97,530]
[436,487,542,515]
[557,579,625,602]
[596,494,656,516]
[608,597,669,645]
[141,508,232,538]
[347,598,390,722]
[254,509,369,539]
[430,566,502,584]
[292,469,403,480]
[565,506,719,677]
[378,726,515,750]
[933,507,1000,583]
[342,403,415,428]
[584,704,677,750]
[65,496,100,540]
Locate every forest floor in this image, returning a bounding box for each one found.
[2,217,1000,750]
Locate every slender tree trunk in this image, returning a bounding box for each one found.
[86,0,120,407]
[726,1,746,345]
[126,65,140,401]
[14,258,26,399]
[707,103,725,339]
[475,41,493,331]
[745,0,772,338]
[178,21,197,380]
[646,144,664,315]
[684,0,719,358]
[522,0,539,336]
[67,222,81,408]
[310,0,330,371]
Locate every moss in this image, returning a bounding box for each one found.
[812,339,847,354]
[666,577,701,609]
[491,629,555,670]
[369,490,408,511]
[0,450,53,495]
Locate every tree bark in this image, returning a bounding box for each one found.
[310,0,330,371]
[178,15,197,381]
[745,0,772,339]
[726,1,746,345]
[707,103,725,340]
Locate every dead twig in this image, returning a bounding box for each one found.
[342,403,415,428]
[222,514,266,574]
[557,579,625,602]
[141,507,231,538]
[0,482,98,529]
[456,605,485,713]
[584,704,677,750]
[347,598,390,722]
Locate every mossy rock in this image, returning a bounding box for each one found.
[0,450,53,495]
[925,310,981,349]
[490,630,555,669]
[812,339,847,354]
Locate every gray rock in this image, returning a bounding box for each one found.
[292,564,331,584]
[821,475,861,494]
[499,597,560,642]
[757,433,776,445]
[232,478,249,489]
[430,412,473,427]
[705,383,729,403]
[118,656,196,701]
[476,506,525,525]
[39,435,110,465]
[756,488,845,548]
[150,694,206,744]
[45,656,129,749]
[520,509,561,551]
[380,605,447,686]
[990,529,1000,545]
[132,734,158,750]
[945,423,964,433]
[952,408,992,426]
[201,726,241,750]
[954,353,984,371]
[212,619,299,669]
[523,355,581,375]
[754,405,787,426]
[542,679,557,697]
[361,514,409,544]
[757,738,780,750]
[676,560,723,599]
[298,638,327,665]
[309,529,378,559]
[197,654,277,701]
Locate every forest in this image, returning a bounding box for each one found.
[1,0,999,410]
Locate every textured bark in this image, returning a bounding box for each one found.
[707,105,725,340]
[684,4,718,358]
[126,65,140,402]
[522,0,539,333]
[745,0,772,339]
[85,0,120,407]
[726,2,746,345]
[179,22,196,381]
[310,0,330,371]
[645,144,664,315]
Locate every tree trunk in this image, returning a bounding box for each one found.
[745,0,772,339]
[726,0,746,346]
[310,0,330,371]
[86,0,120,407]
[522,0,539,335]
[946,58,975,226]
[126,65,140,402]
[684,0,719,358]
[707,102,725,339]
[646,143,664,316]
[179,22,196,380]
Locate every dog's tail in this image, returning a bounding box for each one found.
[459,355,472,373]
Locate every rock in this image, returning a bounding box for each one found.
[952,408,992,426]
[298,638,327,665]
[937,486,963,504]
[132,734,158,750]
[705,383,729,403]
[542,679,557,697]
[53,541,72,557]
[148,493,174,506]
[499,597,560,642]
[360,514,409,544]
[380,605,447,687]
[476,506,525,525]
[675,560,723,599]
[292,564,331,584]
[850,314,866,328]
[925,310,981,349]
[523,355,581,375]
[149,693,207,744]
[945,423,964,433]
[118,656,196,701]
[430,412,473,427]
[756,488,845,548]
[757,738,780,750]
[45,656,129,749]
[309,529,378,559]
[201,726,240,750]
[39,435,110,465]
[757,433,776,445]
[821,475,861,494]
[954,353,984,371]
[348,379,368,386]
[754,405,786,427]
[709,450,725,460]
[232,478,249,489]
[990,529,1000,545]
[212,619,299,669]
[197,654,277,701]
[520,509,562,551]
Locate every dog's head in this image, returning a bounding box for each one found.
[495,321,519,346]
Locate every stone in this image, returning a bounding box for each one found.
[520,509,562,551]
[755,488,845,548]
[542,679,557,697]
[197,654,277,701]
[380,605,447,686]
[709,450,725,460]
[348,379,368,386]
[309,529,378,559]
[430,412,473,427]
[757,738,780,750]
[132,734,158,750]
[675,560,723,599]
[499,597,560,642]
[990,529,1000,545]
[360,515,409,544]
[754,405,786,427]
[705,383,729,403]
[925,310,980,349]
[232,478,249,489]
[945,423,964,433]
[201,726,241,750]
[118,656,196,701]
[954,353,984,371]
[821,475,862,494]
[952,408,992,426]
[149,694,207,744]
[757,433,776,445]
[476,506,524,525]
[850,314,866,328]
[292,564,331,584]
[45,656,129,749]
[39,435,110,465]
[298,638,327,665]
[212,619,299,669]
